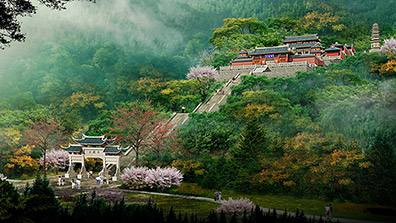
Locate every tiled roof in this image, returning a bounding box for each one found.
[237,55,249,59]
[63,145,83,152]
[291,54,316,58]
[282,35,319,43]
[291,42,317,48]
[333,43,344,47]
[249,45,292,55]
[73,134,114,146]
[103,146,121,154]
[233,58,253,62]
[325,47,341,51]
[310,50,323,53]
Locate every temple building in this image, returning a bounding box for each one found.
[63,134,130,181]
[369,23,381,53]
[231,34,355,67]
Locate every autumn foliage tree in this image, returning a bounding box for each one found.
[148,121,182,161]
[22,118,66,176]
[109,100,164,165]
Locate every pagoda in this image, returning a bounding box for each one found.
[63,134,130,181]
[369,23,381,53]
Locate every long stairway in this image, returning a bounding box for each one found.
[168,113,189,130]
[196,73,242,113]
[168,73,243,129]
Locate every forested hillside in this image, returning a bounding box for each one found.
[1,0,396,205]
[1,0,395,112]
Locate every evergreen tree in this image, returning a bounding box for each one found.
[23,176,62,223]
[0,180,23,223]
[231,118,268,191]
[363,134,396,205]
[166,207,177,223]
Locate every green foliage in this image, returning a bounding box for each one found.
[209,17,282,51]
[361,134,396,205]
[23,176,62,222]
[179,113,241,158]
[0,180,22,222]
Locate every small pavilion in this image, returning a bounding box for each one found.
[63,134,130,181]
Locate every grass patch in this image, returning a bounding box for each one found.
[170,183,396,222]
[124,191,219,219]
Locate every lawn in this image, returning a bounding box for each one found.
[168,182,396,222]
[124,192,220,219]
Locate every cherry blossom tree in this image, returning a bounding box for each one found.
[216,198,255,213]
[381,37,396,55]
[145,167,183,192]
[39,149,69,173]
[22,118,66,176]
[109,100,164,165]
[148,121,182,161]
[120,166,148,186]
[186,66,219,102]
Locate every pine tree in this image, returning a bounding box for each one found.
[23,176,62,222]
[364,134,396,205]
[231,118,269,191]
[232,118,268,169]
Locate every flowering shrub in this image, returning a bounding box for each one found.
[145,167,183,191]
[121,166,148,185]
[0,173,7,181]
[39,149,69,170]
[121,166,183,191]
[89,188,124,203]
[216,198,255,213]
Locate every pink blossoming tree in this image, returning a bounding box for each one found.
[121,166,183,191]
[381,37,396,55]
[39,149,69,173]
[186,65,219,102]
[145,167,183,192]
[120,166,148,186]
[216,198,255,213]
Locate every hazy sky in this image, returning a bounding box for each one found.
[0,0,188,63]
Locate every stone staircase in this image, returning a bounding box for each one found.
[196,73,242,113]
[167,73,243,129]
[168,113,190,130]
